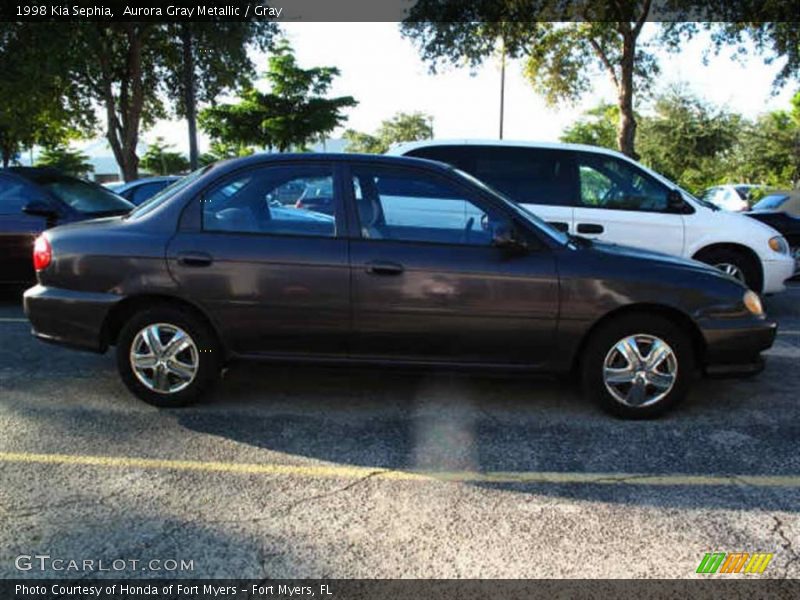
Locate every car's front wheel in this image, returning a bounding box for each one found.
[581,314,694,419]
[694,247,761,293]
[116,306,220,407]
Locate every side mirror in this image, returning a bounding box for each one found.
[22,199,58,219]
[492,221,527,253]
[667,189,687,213]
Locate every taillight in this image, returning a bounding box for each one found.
[33,235,52,271]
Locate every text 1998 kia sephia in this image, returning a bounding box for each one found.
[23,154,777,418]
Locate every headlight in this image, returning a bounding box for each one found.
[743,290,764,316]
[768,236,789,255]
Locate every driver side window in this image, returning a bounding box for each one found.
[577,154,669,212]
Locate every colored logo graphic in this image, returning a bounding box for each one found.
[696,552,773,574]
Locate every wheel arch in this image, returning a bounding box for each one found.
[102,294,226,356]
[570,303,706,373]
[692,242,763,293]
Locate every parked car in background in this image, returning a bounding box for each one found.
[751,190,800,218]
[390,141,795,294]
[747,190,800,273]
[110,175,181,206]
[24,154,776,419]
[700,184,765,212]
[0,167,133,288]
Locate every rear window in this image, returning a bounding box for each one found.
[753,194,790,211]
[33,175,133,214]
[405,145,576,207]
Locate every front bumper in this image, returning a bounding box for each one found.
[23,284,121,353]
[699,315,777,377]
[762,256,796,294]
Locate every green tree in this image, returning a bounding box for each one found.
[0,24,93,167]
[163,23,279,169]
[636,88,742,192]
[140,137,189,175]
[560,103,620,149]
[198,141,255,167]
[35,144,93,178]
[344,111,434,154]
[402,3,665,158]
[199,40,357,152]
[723,110,799,189]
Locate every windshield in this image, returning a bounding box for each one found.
[129,167,209,219]
[453,167,570,245]
[36,175,133,214]
[753,194,789,211]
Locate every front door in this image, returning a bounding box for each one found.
[571,152,685,256]
[346,163,559,366]
[166,162,350,356]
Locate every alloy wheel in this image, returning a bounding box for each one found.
[603,334,678,408]
[130,323,199,394]
[714,262,745,282]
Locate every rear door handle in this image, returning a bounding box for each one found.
[365,260,404,276]
[577,223,604,234]
[177,251,213,267]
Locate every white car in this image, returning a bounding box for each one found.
[389,140,795,294]
[701,184,764,212]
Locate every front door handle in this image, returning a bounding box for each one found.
[577,223,604,234]
[177,251,213,267]
[547,221,569,232]
[365,260,404,276]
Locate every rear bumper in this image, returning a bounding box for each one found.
[762,256,796,294]
[699,315,777,377]
[23,284,120,353]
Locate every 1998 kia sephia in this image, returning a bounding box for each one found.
[24,155,777,418]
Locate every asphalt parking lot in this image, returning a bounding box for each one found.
[0,284,799,579]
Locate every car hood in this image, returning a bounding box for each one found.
[584,239,731,278]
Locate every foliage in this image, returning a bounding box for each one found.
[560,103,620,149]
[0,24,93,167]
[401,5,658,158]
[140,137,189,175]
[34,144,93,178]
[344,111,434,154]
[198,141,255,166]
[562,89,800,193]
[637,88,742,192]
[199,40,357,152]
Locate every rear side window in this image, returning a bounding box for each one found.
[202,165,336,238]
[130,182,169,205]
[0,175,35,215]
[406,146,576,207]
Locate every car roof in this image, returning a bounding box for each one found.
[387,138,637,160]
[209,152,455,176]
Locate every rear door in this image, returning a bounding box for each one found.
[402,145,577,234]
[166,162,351,356]
[572,152,685,256]
[345,162,559,366]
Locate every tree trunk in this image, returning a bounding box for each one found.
[617,32,638,160]
[182,25,199,170]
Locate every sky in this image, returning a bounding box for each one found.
[96,22,795,162]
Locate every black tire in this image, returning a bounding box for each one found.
[581,314,695,419]
[694,247,761,293]
[116,305,220,407]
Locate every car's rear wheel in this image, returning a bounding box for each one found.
[581,314,694,419]
[116,306,220,407]
[695,247,761,292]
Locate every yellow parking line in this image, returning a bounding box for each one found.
[1,451,799,487]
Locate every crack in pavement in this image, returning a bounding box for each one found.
[772,515,799,579]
